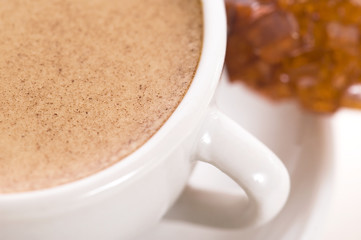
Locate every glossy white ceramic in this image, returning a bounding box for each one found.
[141,72,334,240]
[0,1,289,239]
[319,109,361,240]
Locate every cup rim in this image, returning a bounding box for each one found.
[0,0,227,203]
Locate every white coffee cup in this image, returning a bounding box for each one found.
[0,1,290,239]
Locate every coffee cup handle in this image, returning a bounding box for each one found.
[165,106,290,228]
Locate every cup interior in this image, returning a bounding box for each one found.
[0,0,227,201]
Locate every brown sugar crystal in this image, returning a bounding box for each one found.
[225,0,361,113]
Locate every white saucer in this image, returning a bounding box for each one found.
[137,73,334,240]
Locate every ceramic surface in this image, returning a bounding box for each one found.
[319,109,361,240]
[0,1,227,239]
[0,1,290,239]
[140,72,334,240]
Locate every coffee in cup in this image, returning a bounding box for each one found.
[0,0,203,193]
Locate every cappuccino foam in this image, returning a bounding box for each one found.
[0,0,202,193]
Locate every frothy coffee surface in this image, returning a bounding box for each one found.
[0,0,202,193]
